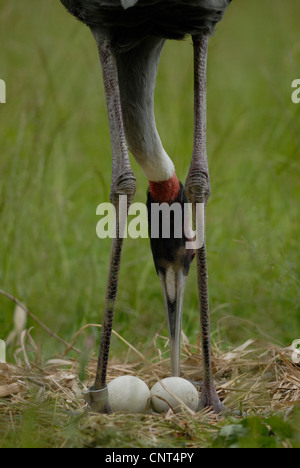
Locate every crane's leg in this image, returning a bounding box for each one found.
[84,33,136,413]
[185,34,224,413]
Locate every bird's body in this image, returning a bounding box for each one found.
[62,0,230,184]
[60,0,231,414]
[61,0,230,50]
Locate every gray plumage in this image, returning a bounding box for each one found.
[60,0,231,50]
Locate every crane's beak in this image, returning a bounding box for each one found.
[159,268,187,377]
[147,183,195,376]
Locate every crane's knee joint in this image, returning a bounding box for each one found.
[110,172,136,206]
[185,171,211,204]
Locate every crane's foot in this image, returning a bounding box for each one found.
[199,385,225,414]
[84,386,113,414]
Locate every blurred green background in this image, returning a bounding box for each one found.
[0,0,299,361]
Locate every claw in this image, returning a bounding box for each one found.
[199,386,225,414]
[84,386,113,414]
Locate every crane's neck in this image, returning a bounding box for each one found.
[115,37,176,185]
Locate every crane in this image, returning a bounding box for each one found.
[60,0,231,413]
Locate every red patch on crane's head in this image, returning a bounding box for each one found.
[149,174,181,204]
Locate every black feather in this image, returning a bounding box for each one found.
[60,0,231,50]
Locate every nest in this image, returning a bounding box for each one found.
[0,290,299,424]
[0,330,299,418]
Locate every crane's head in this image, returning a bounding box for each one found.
[147,174,195,376]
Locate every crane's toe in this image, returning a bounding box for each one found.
[199,386,225,414]
[84,386,113,414]
[187,379,202,390]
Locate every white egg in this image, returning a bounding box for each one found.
[150,377,199,413]
[107,376,150,413]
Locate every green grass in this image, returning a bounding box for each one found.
[0,0,300,448]
[1,401,300,449]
